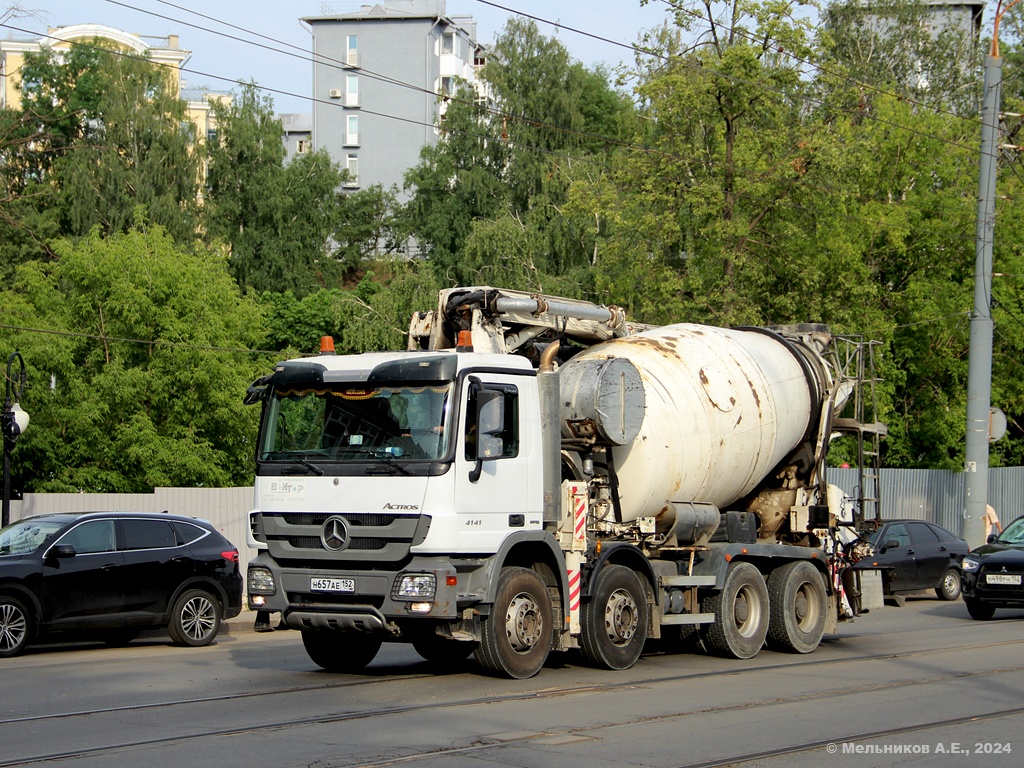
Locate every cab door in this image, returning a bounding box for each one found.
[453,375,541,551]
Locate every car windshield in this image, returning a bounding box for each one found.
[0,519,66,555]
[997,517,1024,545]
[259,382,452,463]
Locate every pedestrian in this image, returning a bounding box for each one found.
[983,504,1003,538]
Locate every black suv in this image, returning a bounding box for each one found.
[961,515,1024,620]
[0,511,242,657]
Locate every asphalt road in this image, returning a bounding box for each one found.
[1,596,1022,768]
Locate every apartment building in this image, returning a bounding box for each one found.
[303,0,485,196]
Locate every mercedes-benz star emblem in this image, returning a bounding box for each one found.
[321,516,350,552]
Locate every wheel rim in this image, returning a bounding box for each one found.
[181,596,216,642]
[505,591,543,653]
[943,572,958,596]
[0,603,27,653]
[604,588,640,646]
[794,582,820,631]
[734,585,763,639]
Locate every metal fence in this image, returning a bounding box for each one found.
[9,467,1024,572]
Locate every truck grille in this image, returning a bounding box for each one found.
[257,511,431,564]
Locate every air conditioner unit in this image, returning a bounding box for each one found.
[329,89,343,99]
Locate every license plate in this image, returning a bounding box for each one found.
[985,574,1021,585]
[310,577,355,592]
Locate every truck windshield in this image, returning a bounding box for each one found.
[259,383,452,463]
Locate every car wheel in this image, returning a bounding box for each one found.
[766,561,827,654]
[411,633,477,667]
[476,567,553,679]
[580,564,649,670]
[965,597,996,621]
[0,596,31,658]
[168,589,222,647]
[935,568,962,601]
[701,562,770,659]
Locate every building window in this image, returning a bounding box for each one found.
[346,75,359,107]
[346,35,359,67]
[296,139,310,154]
[206,128,218,146]
[440,76,455,96]
[345,115,359,147]
[441,32,457,56]
[344,155,359,187]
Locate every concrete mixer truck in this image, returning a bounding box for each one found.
[243,286,886,678]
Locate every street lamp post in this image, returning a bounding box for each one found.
[2,351,29,528]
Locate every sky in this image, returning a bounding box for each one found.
[3,0,673,113]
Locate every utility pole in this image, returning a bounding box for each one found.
[964,1,1019,550]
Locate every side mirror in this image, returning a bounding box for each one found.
[879,539,900,553]
[46,544,77,559]
[987,533,998,544]
[244,374,273,406]
[469,389,505,483]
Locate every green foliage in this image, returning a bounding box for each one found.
[0,224,267,492]
[205,84,346,297]
[1,42,201,249]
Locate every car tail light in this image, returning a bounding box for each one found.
[222,549,240,563]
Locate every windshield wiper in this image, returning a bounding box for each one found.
[366,450,412,476]
[282,458,324,476]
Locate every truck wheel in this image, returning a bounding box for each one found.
[167,589,221,647]
[580,565,648,670]
[935,568,961,601]
[302,630,382,672]
[701,561,769,659]
[766,561,827,654]
[476,567,552,679]
[412,633,477,666]
[0,596,31,658]
[964,598,996,621]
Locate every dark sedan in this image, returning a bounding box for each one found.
[961,514,1024,620]
[0,511,242,657]
[858,519,970,601]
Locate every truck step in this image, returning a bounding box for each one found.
[661,575,717,587]
[661,613,715,625]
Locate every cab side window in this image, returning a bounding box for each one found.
[465,384,519,460]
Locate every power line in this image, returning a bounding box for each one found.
[0,324,282,356]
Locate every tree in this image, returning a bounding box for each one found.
[1,221,268,492]
[1,41,201,251]
[205,84,346,296]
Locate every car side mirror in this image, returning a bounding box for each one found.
[987,533,998,544]
[46,544,77,559]
[880,539,900,553]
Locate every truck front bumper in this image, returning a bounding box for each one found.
[246,554,466,634]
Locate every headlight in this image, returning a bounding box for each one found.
[961,557,979,572]
[393,573,436,600]
[248,566,277,594]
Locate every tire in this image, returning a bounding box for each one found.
[580,565,649,670]
[476,566,553,679]
[0,596,31,658]
[167,589,222,647]
[701,561,769,659]
[965,598,996,621]
[302,630,382,673]
[766,561,827,654]
[412,633,477,667]
[936,568,962,601]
